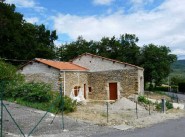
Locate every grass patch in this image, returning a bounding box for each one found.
[5,93,76,114]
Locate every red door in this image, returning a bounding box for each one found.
[109,83,117,100]
[84,84,86,99]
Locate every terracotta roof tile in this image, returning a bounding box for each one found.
[35,58,88,71]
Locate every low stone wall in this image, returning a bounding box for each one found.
[88,69,138,100]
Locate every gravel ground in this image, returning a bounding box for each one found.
[1,101,118,137]
[1,98,185,137]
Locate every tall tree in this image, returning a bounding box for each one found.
[0,2,58,64]
[59,36,90,61]
[119,34,140,65]
[140,44,177,86]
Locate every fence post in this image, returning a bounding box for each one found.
[176,94,179,103]
[161,98,165,113]
[60,83,65,130]
[106,102,109,123]
[0,81,4,137]
[136,101,138,119]
[149,100,151,115]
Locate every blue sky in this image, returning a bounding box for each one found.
[5,0,185,59]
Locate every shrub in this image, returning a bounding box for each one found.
[153,86,169,92]
[166,101,173,109]
[138,96,151,104]
[155,100,173,111]
[0,60,24,84]
[6,82,52,102]
[55,95,77,113]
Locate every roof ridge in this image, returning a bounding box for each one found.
[72,52,144,70]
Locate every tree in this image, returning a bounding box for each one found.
[58,34,141,64]
[0,59,23,81]
[140,44,177,86]
[0,3,58,64]
[59,36,91,61]
[170,75,185,86]
[119,34,140,65]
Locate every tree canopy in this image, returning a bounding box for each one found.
[0,2,57,64]
[58,36,177,85]
[0,2,177,86]
[139,44,177,85]
[59,34,140,64]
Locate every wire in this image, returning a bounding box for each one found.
[0,58,28,62]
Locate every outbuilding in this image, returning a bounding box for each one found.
[19,53,144,101]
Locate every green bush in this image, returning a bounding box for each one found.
[6,82,52,102]
[138,96,151,104]
[0,60,24,81]
[155,101,173,111]
[55,95,77,113]
[166,101,173,109]
[153,86,169,92]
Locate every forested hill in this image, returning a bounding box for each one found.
[171,60,185,70]
[170,59,185,77]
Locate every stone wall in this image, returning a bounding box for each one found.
[63,71,89,97]
[88,69,139,100]
[72,54,134,72]
[20,62,60,91]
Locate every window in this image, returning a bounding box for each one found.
[74,86,80,96]
[88,87,92,92]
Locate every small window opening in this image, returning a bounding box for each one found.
[74,86,80,96]
[88,87,92,92]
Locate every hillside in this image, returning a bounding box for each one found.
[171,60,185,77]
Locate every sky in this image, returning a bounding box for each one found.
[5,0,185,59]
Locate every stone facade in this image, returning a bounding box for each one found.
[20,62,60,91]
[88,69,139,100]
[20,53,144,101]
[72,53,144,96]
[60,71,88,97]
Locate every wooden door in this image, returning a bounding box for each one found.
[84,84,86,99]
[109,83,117,100]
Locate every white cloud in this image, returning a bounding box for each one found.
[24,17,39,24]
[52,0,185,59]
[172,49,185,56]
[93,0,114,5]
[129,0,154,11]
[6,0,46,12]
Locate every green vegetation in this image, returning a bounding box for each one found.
[0,2,177,85]
[55,95,77,113]
[138,96,152,104]
[0,2,57,65]
[0,60,76,113]
[5,82,52,102]
[155,101,173,111]
[169,60,185,87]
[5,94,77,114]
[138,95,173,111]
[0,59,24,81]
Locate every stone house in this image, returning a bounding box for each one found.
[19,53,144,101]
